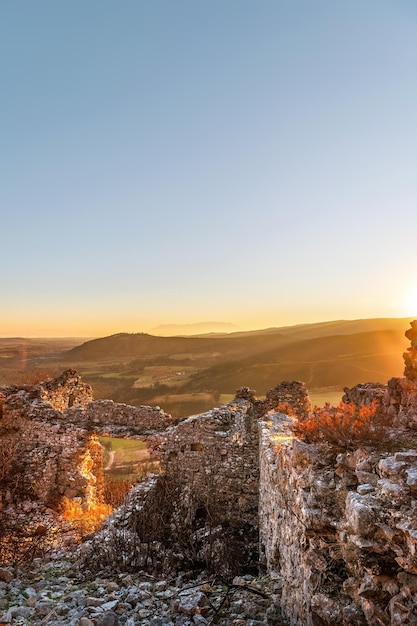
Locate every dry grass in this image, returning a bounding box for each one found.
[104,478,133,508]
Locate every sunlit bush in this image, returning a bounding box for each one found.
[292,400,390,450]
[274,401,296,416]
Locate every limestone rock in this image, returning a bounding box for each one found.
[176,591,209,616]
[345,492,375,536]
[96,611,119,626]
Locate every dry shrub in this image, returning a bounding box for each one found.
[103,461,160,508]
[59,497,112,535]
[17,369,54,385]
[0,518,61,565]
[292,400,390,450]
[0,436,16,482]
[275,401,297,417]
[104,478,133,508]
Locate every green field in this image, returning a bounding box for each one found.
[99,436,158,481]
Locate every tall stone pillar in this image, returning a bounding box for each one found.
[403,320,417,381]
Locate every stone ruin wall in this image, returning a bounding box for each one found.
[3,324,417,624]
[0,369,172,514]
[0,389,100,511]
[259,414,417,625]
[78,382,311,578]
[79,396,261,577]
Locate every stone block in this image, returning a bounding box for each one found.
[346,492,375,536]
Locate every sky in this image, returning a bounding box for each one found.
[1,0,417,337]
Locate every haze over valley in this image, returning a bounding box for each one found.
[0,317,411,417]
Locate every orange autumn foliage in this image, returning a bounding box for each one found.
[292,400,390,450]
[275,401,297,417]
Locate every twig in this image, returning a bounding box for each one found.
[207,588,232,626]
[229,582,269,599]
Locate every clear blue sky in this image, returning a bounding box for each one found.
[2,1,417,336]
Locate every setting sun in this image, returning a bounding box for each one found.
[404,287,417,316]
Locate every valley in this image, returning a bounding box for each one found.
[0,318,411,417]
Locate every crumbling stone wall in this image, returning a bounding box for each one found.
[79,395,261,578]
[343,377,417,430]
[259,413,417,625]
[158,395,260,573]
[78,381,312,578]
[38,368,93,409]
[0,371,172,515]
[258,380,311,419]
[5,324,417,626]
[75,399,173,435]
[0,391,100,509]
[403,320,417,381]
[342,382,387,408]
[256,321,417,625]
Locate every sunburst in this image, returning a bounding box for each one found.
[404,287,417,317]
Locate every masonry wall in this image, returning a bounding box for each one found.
[0,370,172,514]
[0,391,99,509]
[78,382,312,578]
[79,397,261,578]
[259,413,417,625]
[342,321,417,431]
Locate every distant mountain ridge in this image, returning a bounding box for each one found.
[62,317,413,367]
[148,322,241,336]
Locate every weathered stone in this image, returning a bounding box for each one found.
[378,478,407,500]
[406,467,417,489]
[35,600,55,616]
[10,605,34,618]
[397,571,417,592]
[176,591,209,616]
[0,569,13,583]
[394,450,417,463]
[356,470,378,486]
[106,581,119,592]
[357,484,375,495]
[346,492,374,536]
[86,597,103,607]
[96,611,119,626]
[100,599,119,611]
[378,457,407,476]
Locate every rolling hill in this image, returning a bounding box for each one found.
[1,318,412,417]
[56,318,412,416]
